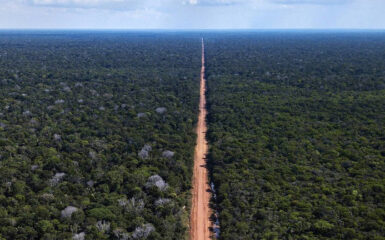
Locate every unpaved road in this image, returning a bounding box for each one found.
[190,38,211,240]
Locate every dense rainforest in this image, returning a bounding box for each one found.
[0,32,201,239]
[1,31,385,240]
[204,32,385,239]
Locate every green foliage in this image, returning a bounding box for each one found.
[1,31,385,240]
[37,220,54,233]
[0,32,201,239]
[204,32,385,239]
[88,208,115,221]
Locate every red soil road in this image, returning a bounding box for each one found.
[190,38,211,240]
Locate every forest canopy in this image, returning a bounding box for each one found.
[0,31,201,240]
[204,32,385,240]
[0,31,385,240]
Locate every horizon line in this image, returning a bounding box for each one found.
[1,28,385,32]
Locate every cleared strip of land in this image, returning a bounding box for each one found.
[190,38,211,240]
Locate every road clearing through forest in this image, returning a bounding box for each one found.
[190,38,211,240]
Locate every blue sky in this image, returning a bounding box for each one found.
[0,0,384,29]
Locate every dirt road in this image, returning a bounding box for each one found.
[190,38,211,240]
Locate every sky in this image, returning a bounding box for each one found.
[0,0,384,29]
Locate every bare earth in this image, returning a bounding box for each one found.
[190,38,211,240]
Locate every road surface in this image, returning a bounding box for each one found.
[190,38,211,240]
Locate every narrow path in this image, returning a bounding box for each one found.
[190,38,211,240]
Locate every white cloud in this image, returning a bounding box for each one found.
[31,0,133,8]
[0,0,384,29]
[32,0,124,4]
[186,0,249,6]
[271,0,351,5]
